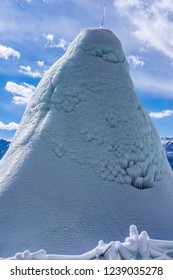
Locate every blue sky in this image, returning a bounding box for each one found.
[0,0,173,140]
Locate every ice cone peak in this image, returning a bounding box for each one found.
[37,28,170,190]
[0,29,173,257]
[1,29,171,191]
[68,28,125,64]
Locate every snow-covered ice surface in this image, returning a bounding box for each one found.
[0,29,173,258]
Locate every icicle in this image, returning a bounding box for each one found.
[100,3,106,28]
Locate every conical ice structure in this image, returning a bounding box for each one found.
[0,29,173,258]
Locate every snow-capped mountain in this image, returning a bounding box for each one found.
[0,28,173,258]
[161,137,173,169]
[161,137,173,153]
[0,139,10,160]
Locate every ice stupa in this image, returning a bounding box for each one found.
[0,29,173,258]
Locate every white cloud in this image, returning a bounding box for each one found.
[0,45,20,60]
[127,55,144,68]
[52,38,69,50]
[42,0,53,3]
[37,60,45,67]
[5,81,35,105]
[44,33,69,50]
[0,121,19,130]
[114,0,173,59]
[19,65,42,78]
[131,71,173,98]
[44,33,54,42]
[150,110,173,119]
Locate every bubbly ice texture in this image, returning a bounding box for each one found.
[0,28,173,258]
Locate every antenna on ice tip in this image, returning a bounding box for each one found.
[101,3,106,28]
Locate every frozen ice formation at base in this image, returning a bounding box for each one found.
[3,225,173,260]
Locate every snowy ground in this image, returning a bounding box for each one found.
[3,225,173,260]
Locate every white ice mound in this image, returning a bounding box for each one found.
[40,29,172,189]
[1,29,171,190]
[0,28,173,258]
[19,28,171,189]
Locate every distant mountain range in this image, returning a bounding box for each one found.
[0,139,10,160]
[161,137,173,170]
[0,138,173,169]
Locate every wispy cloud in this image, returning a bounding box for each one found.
[44,33,69,50]
[150,110,173,119]
[52,38,69,50]
[131,71,173,98]
[114,0,173,59]
[5,81,35,105]
[0,121,19,130]
[24,0,54,2]
[127,54,144,68]
[0,1,79,45]
[0,45,20,60]
[44,33,54,42]
[19,65,42,78]
[53,38,69,50]
[19,0,54,4]
[37,60,45,67]
[42,0,54,3]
